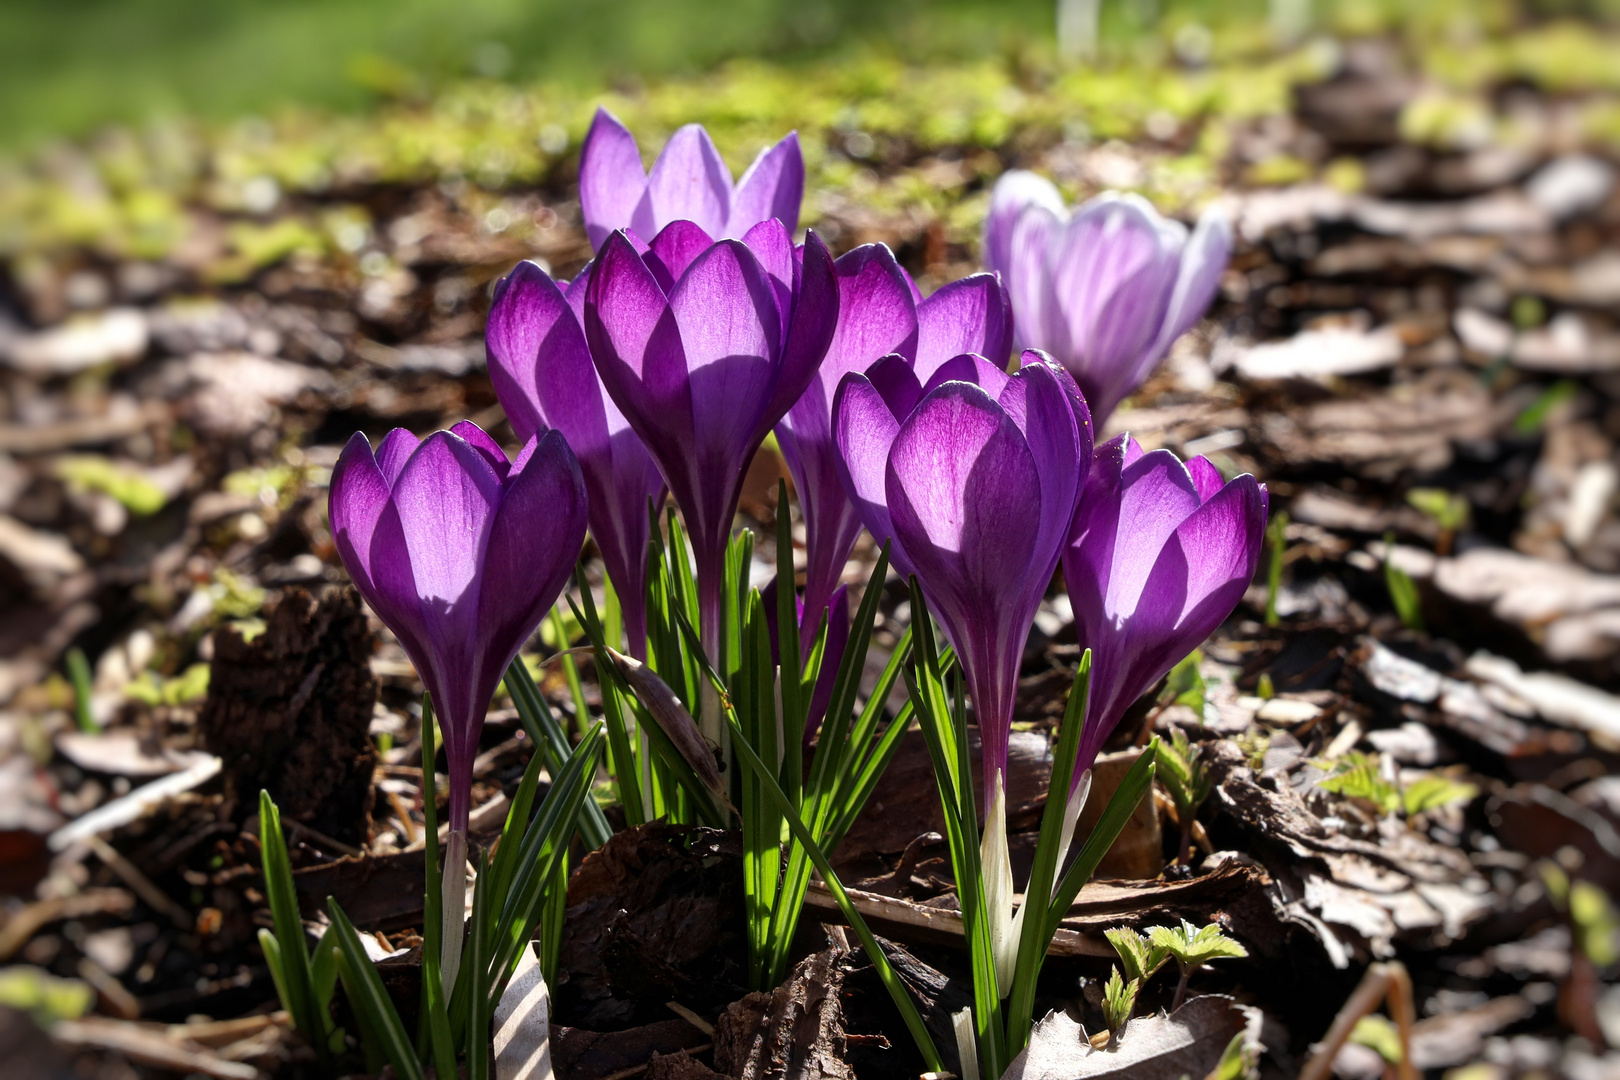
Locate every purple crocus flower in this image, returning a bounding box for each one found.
[487,260,667,659]
[579,107,804,250]
[775,243,1010,657]
[983,171,1231,426]
[832,348,1091,991]
[583,218,838,659]
[328,420,588,835]
[1064,434,1267,786]
[328,420,587,990]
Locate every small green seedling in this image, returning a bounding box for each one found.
[1265,511,1289,628]
[1405,488,1469,556]
[1156,728,1213,866]
[1104,926,1172,985]
[1147,920,1248,1010]
[1381,533,1425,632]
[1100,967,1139,1039]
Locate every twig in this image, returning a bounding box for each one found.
[85,834,194,929]
[1297,961,1418,1080]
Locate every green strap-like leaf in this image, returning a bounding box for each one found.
[328,898,424,1080]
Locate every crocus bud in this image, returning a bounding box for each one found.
[579,108,804,250]
[983,171,1231,427]
[1064,435,1268,787]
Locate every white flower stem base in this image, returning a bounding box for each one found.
[441,828,468,997]
[953,1006,981,1080]
[981,768,1093,998]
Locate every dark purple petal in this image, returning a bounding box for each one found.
[831,371,910,576]
[646,124,731,239]
[375,427,419,487]
[921,352,1010,399]
[672,238,781,484]
[474,429,589,731]
[450,420,512,480]
[886,382,1045,788]
[1187,455,1225,501]
[864,353,924,420]
[646,220,717,290]
[826,244,919,379]
[584,232,696,473]
[914,272,1012,379]
[993,359,1087,573]
[740,218,795,339]
[329,432,390,591]
[728,132,804,237]
[487,261,569,445]
[579,108,650,250]
[763,230,838,433]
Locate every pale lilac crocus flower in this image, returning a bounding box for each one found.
[984,171,1231,427]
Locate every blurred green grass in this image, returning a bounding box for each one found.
[0,0,1075,148]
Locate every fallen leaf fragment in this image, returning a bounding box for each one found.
[495,942,555,1080]
[1003,995,1259,1080]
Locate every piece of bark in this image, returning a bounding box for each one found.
[289,849,424,928]
[551,1019,709,1079]
[714,945,852,1080]
[646,1050,727,1080]
[556,823,747,1030]
[199,587,378,845]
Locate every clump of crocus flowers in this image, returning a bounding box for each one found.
[325,113,1255,1076]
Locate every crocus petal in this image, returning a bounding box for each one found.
[992,358,1087,569]
[585,232,697,472]
[727,132,804,237]
[646,124,732,239]
[1102,449,1204,621]
[914,272,1013,379]
[450,420,511,480]
[672,238,781,488]
[1150,205,1232,362]
[1051,196,1183,364]
[1187,455,1226,501]
[831,371,909,576]
[864,353,924,420]
[646,220,717,290]
[376,427,419,487]
[329,432,391,590]
[579,108,649,250]
[824,244,920,382]
[740,217,796,341]
[921,352,1010,400]
[763,230,839,432]
[474,430,589,713]
[1007,205,1064,356]
[886,382,1044,788]
[983,170,1066,283]
[390,434,505,667]
[487,262,571,445]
